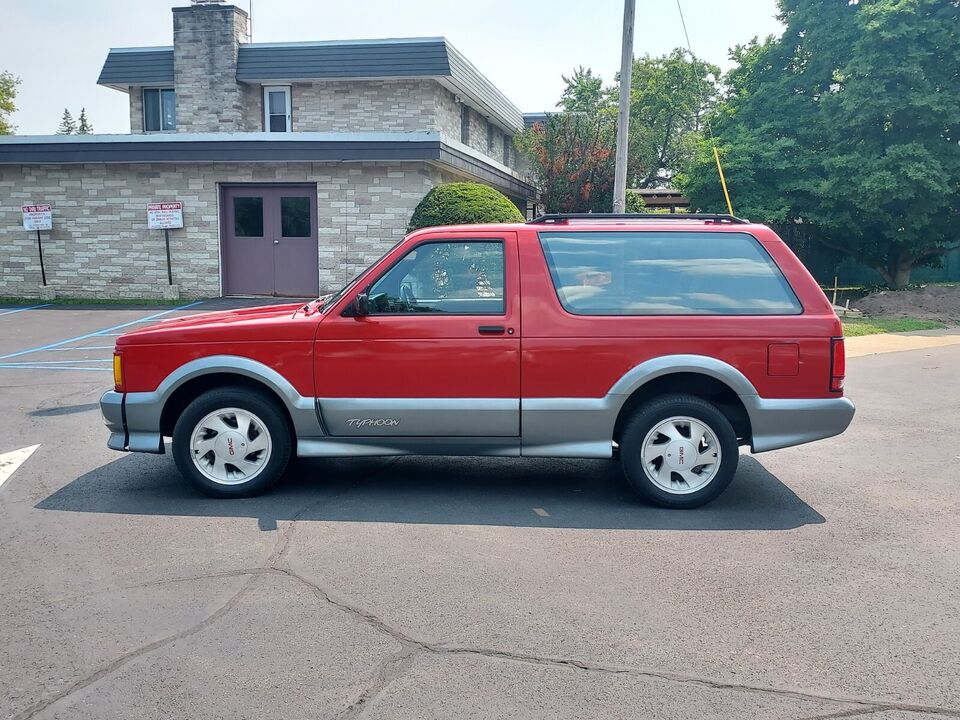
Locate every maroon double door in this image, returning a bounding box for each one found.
[221,184,319,297]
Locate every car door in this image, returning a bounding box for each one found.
[314,231,520,437]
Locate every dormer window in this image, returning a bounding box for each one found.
[264,86,292,132]
[143,88,176,132]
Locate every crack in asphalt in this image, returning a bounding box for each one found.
[14,453,960,720]
[12,458,400,720]
[11,575,259,720]
[799,706,895,720]
[271,564,960,720]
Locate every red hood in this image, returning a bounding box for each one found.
[116,302,316,345]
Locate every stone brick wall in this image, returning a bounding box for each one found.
[431,83,520,172]
[286,80,438,133]
[173,4,249,133]
[434,84,463,142]
[0,161,457,299]
[128,88,143,134]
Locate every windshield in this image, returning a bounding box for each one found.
[318,239,406,313]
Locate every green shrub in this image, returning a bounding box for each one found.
[408,182,524,231]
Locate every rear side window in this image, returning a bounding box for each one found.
[538,230,802,316]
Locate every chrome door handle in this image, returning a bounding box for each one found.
[273,239,279,245]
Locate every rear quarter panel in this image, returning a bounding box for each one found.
[519,225,842,400]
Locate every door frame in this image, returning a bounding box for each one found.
[218,182,319,297]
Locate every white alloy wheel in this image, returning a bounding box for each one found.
[640,415,722,495]
[189,407,273,486]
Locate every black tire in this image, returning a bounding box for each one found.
[619,393,739,509]
[172,386,293,498]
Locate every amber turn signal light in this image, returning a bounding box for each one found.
[113,352,123,392]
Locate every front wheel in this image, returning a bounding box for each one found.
[172,387,292,498]
[619,394,739,509]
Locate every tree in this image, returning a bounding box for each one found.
[0,71,19,135]
[56,108,76,135]
[516,111,617,213]
[558,66,612,115]
[408,183,523,231]
[77,107,93,134]
[622,50,721,188]
[679,0,960,289]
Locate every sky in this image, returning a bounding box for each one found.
[1,0,784,136]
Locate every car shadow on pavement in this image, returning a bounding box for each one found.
[36,452,824,531]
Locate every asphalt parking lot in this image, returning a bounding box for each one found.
[1,302,958,720]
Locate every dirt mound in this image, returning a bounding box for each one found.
[853,284,960,324]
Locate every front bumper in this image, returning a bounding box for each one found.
[743,396,856,453]
[99,390,165,454]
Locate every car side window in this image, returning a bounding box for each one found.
[538,230,802,316]
[366,240,505,315]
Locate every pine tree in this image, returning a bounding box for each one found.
[77,107,93,134]
[56,108,76,135]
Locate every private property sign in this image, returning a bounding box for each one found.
[22,204,52,231]
[147,202,184,230]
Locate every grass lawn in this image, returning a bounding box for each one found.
[842,317,947,337]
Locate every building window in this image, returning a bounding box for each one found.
[264,86,292,132]
[460,105,470,144]
[503,135,511,166]
[143,88,176,132]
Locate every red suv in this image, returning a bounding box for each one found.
[100,214,854,508]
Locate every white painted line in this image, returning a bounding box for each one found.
[0,445,40,489]
[533,507,550,517]
[0,303,52,317]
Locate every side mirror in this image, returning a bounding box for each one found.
[353,291,370,317]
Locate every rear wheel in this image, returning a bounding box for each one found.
[619,394,738,508]
[172,387,292,498]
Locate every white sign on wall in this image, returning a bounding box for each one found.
[147,202,184,230]
[22,204,52,231]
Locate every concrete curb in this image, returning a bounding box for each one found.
[846,329,960,358]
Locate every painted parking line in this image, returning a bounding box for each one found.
[0,303,52,317]
[45,346,116,351]
[0,445,40,489]
[0,359,112,365]
[0,364,111,372]
[0,300,205,361]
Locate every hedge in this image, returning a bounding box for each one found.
[408,182,524,231]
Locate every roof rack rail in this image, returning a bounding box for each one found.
[527,213,749,225]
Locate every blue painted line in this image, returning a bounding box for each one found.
[0,300,205,361]
[0,364,112,372]
[0,303,52,317]
[1,359,112,365]
[44,346,116,351]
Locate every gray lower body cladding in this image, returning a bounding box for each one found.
[100,391,855,459]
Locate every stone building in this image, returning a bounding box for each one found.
[0,2,536,299]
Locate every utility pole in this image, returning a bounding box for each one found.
[613,0,636,213]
